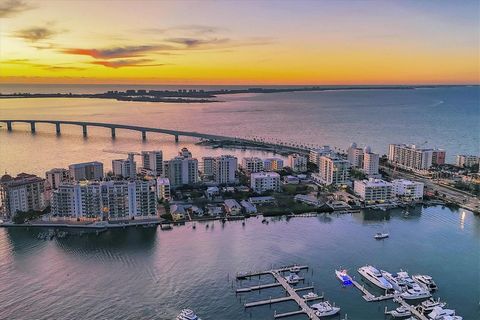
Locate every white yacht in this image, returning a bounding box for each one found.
[335,269,353,286]
[285,273,300,284]
[176,309,201,320]
[420,298,447,312]
[427,307,462,320]
[400,284,431,300]
[380,270,402,291]
[358,265,393,290]
[413,274,438,291]
[311,301,340,317]
[387,305,412,318]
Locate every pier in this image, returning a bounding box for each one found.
[236,265,321,320]
[351,279,395,302]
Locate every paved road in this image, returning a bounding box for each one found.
[381,166,479,213]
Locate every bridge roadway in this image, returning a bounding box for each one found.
[0,119,258,144]
[0,119,310,154]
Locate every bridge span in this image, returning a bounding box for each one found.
[0,119,248,142]
[0,119,309,153]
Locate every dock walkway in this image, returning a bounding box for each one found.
[236,265,320,320]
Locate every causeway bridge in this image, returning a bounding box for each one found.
[0,119,251,142]
[0,119,309,152]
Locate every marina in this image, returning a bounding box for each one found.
[236,265,328,320]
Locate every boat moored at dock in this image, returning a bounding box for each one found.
[400,284,431,300]
[310,301,340,317]
[285,273,300,284]
[335,269,353,286]
[358,265,393,290]
[419,298,446,312]
[413,274,438,291]
[385,305,412,318]
[427,306,462,320]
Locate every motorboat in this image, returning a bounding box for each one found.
[427,307,462,320]
[289,265,301,273]
[382,270,417,289]
[374,232,389,239]
[358,265,393,290]
[311,301,340,317]
[420,298,447,312]
[413,274,438,291]
[381,270,402,291]
[387,305,412,318]
[302,292,319,300]
[400,284,431,300]
[335,269,353,286]
[285,273,300,284]
[176,309,201,320]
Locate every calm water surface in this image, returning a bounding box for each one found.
[0,206,479,320]
[0,86,479,177]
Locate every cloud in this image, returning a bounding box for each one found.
[143,24,226,35]
[13,26,58,42]
[60,45,175,59]
[165,37,230,48]
[90,59,166,68]
[2,58,85,71]
[0,0,34,18]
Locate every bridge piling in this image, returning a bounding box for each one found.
[7,121,12,131]
[175,134,179,143]
[111,127,116,139]
[141,131,146,140]
[82,125,88,137]
[30,122,36,133]
[55,123,61,135]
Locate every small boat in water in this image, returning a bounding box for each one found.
[176,309,201,320]
[335,269,353,286]
[302,292,319,300]
[285,273,300,284]
[413,274,438,291]
[374,232,389,239]
[311,301,340,317]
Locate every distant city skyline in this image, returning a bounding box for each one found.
[0,0,479,85]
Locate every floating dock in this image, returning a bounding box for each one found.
[351,279,395,302]
[236,265,322,320]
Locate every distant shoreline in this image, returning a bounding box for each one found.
[0,85,469,104]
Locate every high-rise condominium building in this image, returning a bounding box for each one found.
[347,142,364,168]
[51,180,157,219]
[318,155,350,186]
[0,173,47,218]
[141,151,163,176]
[241,157,264,173]
[362,146,379,177]
[212,155,237,184]
[112,153,137,179]
[68,161,104,181]
[288,153,307,172]
[45,168,70,190]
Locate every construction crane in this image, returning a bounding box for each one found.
[102,149,141,156]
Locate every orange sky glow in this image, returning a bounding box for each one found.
[0,0,479,85]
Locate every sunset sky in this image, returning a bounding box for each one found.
[0,0,479,85]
